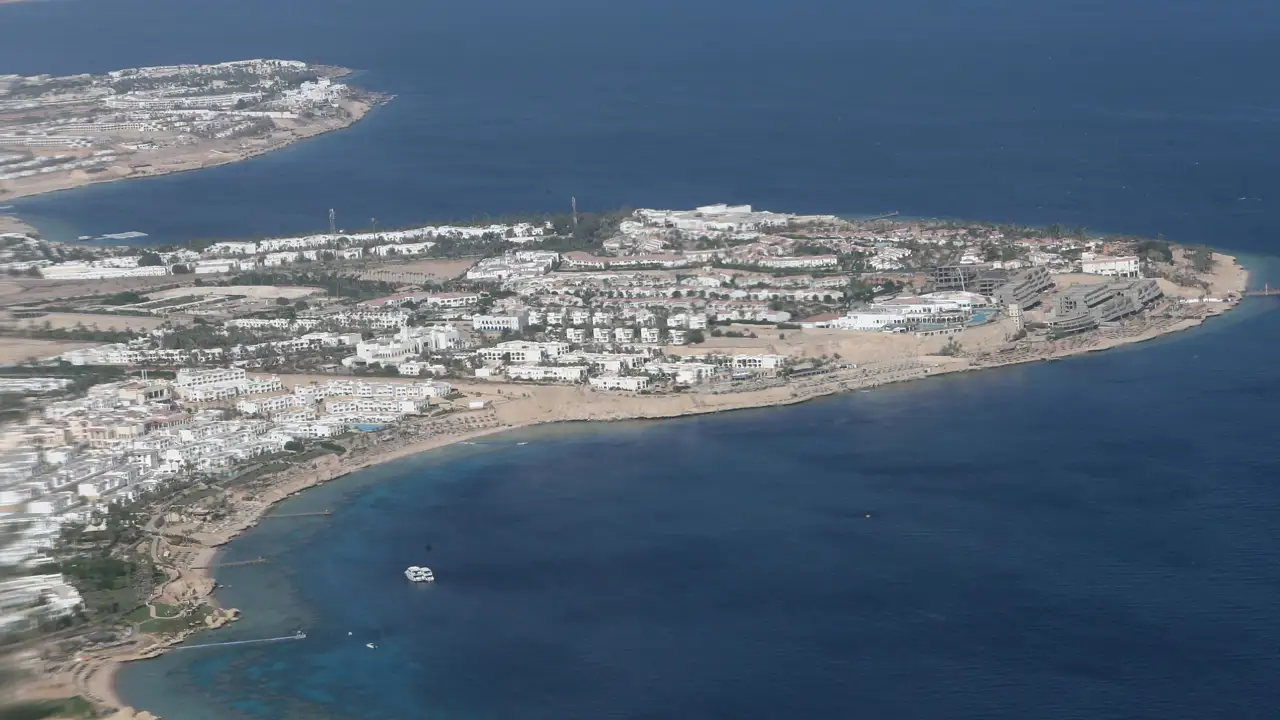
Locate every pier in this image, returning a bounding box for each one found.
[174,631,306,651]
[193,557,268,570]
[862,211,900,222]
[262,510,333,519]
[1244,284,1280,297]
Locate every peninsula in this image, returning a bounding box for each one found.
[0,59,383,201]
[0,204,1252,719]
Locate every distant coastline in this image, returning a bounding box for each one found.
[0,62,389,206]
[0,97,382,205]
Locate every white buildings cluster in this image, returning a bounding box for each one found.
[0,575,83,634]
[1081,253,1140,277]
[0,220,556,281]
[57,331,363,367]
[799,292,989,332]
[0,60,360,177]
[236,377,451,429]
[465,250,561,281]
[0,369,454,576]
[343,325,462,368]
[209,221,549,257]
[467,338,785,391]
[41,261,168,281]
[0,377,74,394]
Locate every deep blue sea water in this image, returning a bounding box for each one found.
[116,292,1280,720]
[2,0,1280,248]
[3,0,1280,717]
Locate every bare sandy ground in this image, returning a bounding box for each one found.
[0,215,39,237]
[0,338,102,364]
[146,285,321,301]
[358,258,479,284]
[1,311,169,332]
[0,276,195,307]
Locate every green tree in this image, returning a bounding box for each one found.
[1189,246,1215,273]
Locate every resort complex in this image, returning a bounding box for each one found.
[0,59,381,200]
[0,202,1249,714]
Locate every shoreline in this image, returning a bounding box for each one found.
[37,253,1252,719]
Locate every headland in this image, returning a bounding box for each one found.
[0,203,1254,719]
[0,59,385,203]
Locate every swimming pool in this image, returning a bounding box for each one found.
[968,309,997,325]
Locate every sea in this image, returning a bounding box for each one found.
[3,0,1280,718]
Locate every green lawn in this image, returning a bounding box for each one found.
[121,604,151,623]
[152,602,180,618]
[139,604,213,634]
[80,587,139,616]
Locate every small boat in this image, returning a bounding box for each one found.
[516,442,528,446]
[404,566,435,583]
[366,643,377,649]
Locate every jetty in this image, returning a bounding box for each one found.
[262,510,333,519]
[193,557,268,570]
[1244,284,1280,297]
[174,631,306,651]
[862,211,900,221]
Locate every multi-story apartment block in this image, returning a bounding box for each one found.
[505,365,587,383]
[173,368,247,402]
[589,375,651,392]
[472,313,527,333]
[1081,254,1140,277]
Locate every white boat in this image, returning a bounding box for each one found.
[404,566,435,583]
